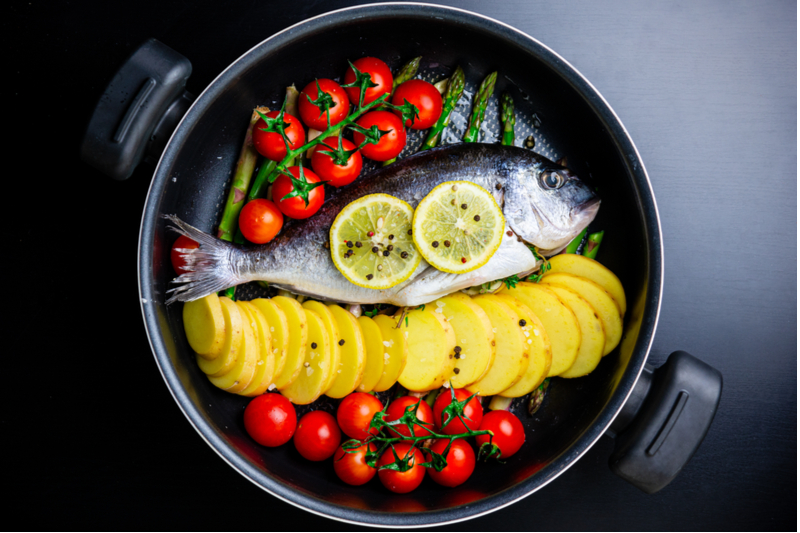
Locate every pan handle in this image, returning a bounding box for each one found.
[605,350,722,493]
[80,38,194,180]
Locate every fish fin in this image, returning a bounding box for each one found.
[163,215,242,304]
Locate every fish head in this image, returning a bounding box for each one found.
[503,161,600,253]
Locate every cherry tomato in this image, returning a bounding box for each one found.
[243,393,297,447]
[377,443,426,494]
[343,57,393,106]
[170,235,199,275]
[238,198,283,244]
[433,388,483,435]
[475,410,525,459]
[310,136,363,188]
[391,79,443,130]
[293,410,341,461]
[352,110,407,161]
[271,166,325,219]
[336,392,384,440]
[252,110,306,162]
[298,79,350,131]
[333,441,377,486]
[384,396,434,438]
[426,438,476,487]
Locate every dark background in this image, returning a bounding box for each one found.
[7,0,796,530]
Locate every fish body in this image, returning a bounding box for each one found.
[166,143,599,306]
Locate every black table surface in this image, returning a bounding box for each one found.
[8,0,796,530]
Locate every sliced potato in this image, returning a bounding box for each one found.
[325,305,367,398]
[429,310,458,388]
[249,298,289,384]
[495,294,552,397]
[271,296,308,390]
[197,297,243,377]
[372,314,408,392]
[433,294,495,388]
[540,273,622,356]
[467,295,528,396]
[183,293,226,359]
[547,286,605,378]
[280,309,331,405]
[396,308,452,392]
[500,282,581,376]
[238,301,275,396]
[302,300,342,395]
[208,304,257,393]
[545,254,626,315]
[355,315,385,393]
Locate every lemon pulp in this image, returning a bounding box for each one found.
[412,181,505,274]
[330,194,421,289]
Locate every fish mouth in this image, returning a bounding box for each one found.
[574,196,601,218]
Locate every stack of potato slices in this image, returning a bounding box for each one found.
[182,254,625,403]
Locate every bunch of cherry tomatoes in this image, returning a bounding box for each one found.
[243,389,526,494]
[238,56,445,245]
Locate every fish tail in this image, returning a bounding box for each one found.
[163,215,243,304]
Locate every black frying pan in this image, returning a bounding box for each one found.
[81,4,722,527]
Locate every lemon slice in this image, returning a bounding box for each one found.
[330,194,421,289]
[412,181,505,273]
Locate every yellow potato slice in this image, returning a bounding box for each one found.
[249,298,289,384]
[500,282,581,376]
[540,273,623,356]
[545,254,626,316]
[271,296,308,390]
[372,314,408,392]
[208,304,257,393]
[432,294,495,388]
[197,297,243,377]
[325,305,367,398]
[183,293,226,359]
[238,301,275,397]
[494,294,552,397]
[547,286,605,378]
[429,310,458,388]
[355,315,385,393]
[467,296,529,396]
[280,309,332,405]
[302,300,342,394]
[396,307,454,392]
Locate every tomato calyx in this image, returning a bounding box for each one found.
[304,79,340,128]
[341,60,380,107]
[437,387,481,433]
[277,162,326,207]
[477,439,504,463]
[340,387,492,474]
[255,100,293,152]
[386,98,420,127]
[348,122,393,148]
[316,130,360,166]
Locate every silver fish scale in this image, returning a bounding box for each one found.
[219,64,558,302]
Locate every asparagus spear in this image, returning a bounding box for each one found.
[582,231,604,259]
[216,107,265,241]
[420,65,465,150]
[381,57,423,167]
[392,56,422,89]
[565,228,587,254]
[500,92,515,146]
[463,71,497,143]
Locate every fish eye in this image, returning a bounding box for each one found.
[540,170,564,190]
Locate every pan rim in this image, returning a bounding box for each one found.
[138,2,664,528]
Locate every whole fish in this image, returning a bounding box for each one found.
[166,143,599,306]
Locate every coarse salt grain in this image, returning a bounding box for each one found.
[306,367,314,376]
[533,329,540,336]
[435,308,443,313]
[383,340,394,347]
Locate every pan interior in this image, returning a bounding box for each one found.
[141,5,657,526]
